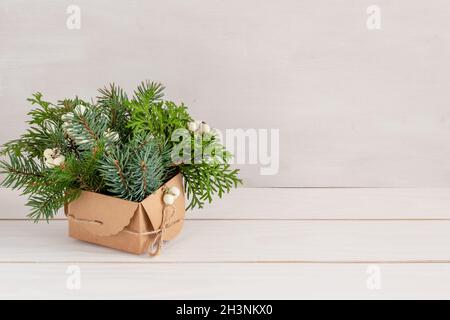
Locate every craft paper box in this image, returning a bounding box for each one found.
[65,174,185,255]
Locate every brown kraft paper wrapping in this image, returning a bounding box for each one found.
[65,174,185,255]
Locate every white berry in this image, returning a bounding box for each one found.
[168,186,180,198]
[200,122,211,134]
[52,155,66,166]
[45,159,56,168]
[163,194,175,205]
[187,121,199,133]
[43,149,54,159]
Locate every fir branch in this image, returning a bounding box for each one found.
[133,81,165,104]
[63,150,105,193]
[141,161,148,193]
[26,188,80,222]
[97,83,131,139]
[2,96,69,158]
[99,145,133,200]
[62,105,113,152]
[99,134,165,201]
[113,160,129,191]
[0,154,45,191]
[129,137,165,201]
[78,115,99,141]
[0,152,81,221]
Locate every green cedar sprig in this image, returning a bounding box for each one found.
[181,163,242,210]
[128,100,193,142]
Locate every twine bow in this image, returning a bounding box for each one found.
[66,189,183,257]
[68,206,182,256]
[147,204,179,256]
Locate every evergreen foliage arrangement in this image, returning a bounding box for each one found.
[0,81,242,221]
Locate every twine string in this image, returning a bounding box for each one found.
[67,204,182,256]
[147,204,175,256]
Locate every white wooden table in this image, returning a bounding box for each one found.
[1,188,450,299]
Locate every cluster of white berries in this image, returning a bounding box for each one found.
[43,148,65,168]
[187,120,211,134]
[163,186,181,205]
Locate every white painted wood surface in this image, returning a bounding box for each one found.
[1,1,450,187]
[2,187,450,220]
[1,263,450,300]
[0,188,450,299]
[1,220,450,263]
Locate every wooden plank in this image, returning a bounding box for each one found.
[191,188,450,220]
[1,220,450,263]
[1,263,450,299]
[2,188,450,220]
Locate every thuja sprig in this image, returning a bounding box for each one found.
[181,163,241,210]
[128,93,193,142]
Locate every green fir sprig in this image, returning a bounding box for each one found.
[0,80,242,220]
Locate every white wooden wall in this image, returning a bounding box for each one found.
[1,0,450,187]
